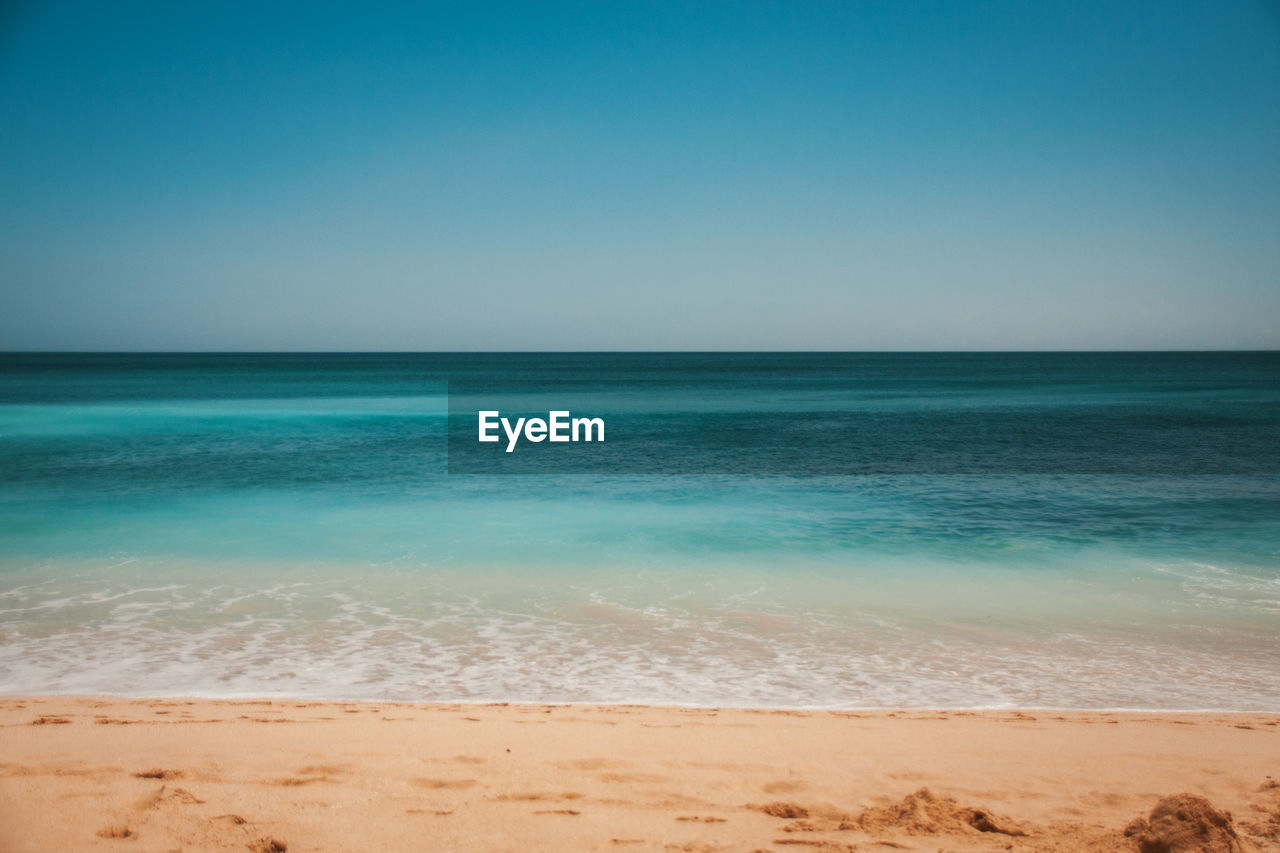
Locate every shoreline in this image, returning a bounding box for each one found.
[3,696,1278,851]
[6,692,1279,715]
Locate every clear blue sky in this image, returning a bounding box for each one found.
[2,1,1278,350]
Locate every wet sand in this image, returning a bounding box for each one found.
[2,696,1278,851]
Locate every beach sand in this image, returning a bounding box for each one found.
[1,697,1278,852]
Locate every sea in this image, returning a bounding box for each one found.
[1,352,1277,710]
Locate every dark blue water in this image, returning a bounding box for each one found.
[1,353,1277,708]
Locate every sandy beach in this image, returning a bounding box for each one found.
[1,697,1277,852]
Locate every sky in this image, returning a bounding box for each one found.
[1,0,1278,351]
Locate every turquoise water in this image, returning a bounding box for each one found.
[1,353,1278,708]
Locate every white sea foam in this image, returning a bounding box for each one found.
[1,556,1278,709]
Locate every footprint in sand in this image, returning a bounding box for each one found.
[248,838,287,853]
[762,780,809,794]
[267,776,331,787]
[597,772,671,784]
[751,802,810,819]
[412,777,479,789]
[133,784,206,810]
[133,768,184,780]
[295,764,349,776]
[495,791,583,802]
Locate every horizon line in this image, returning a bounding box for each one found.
[2,349,1278,356]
